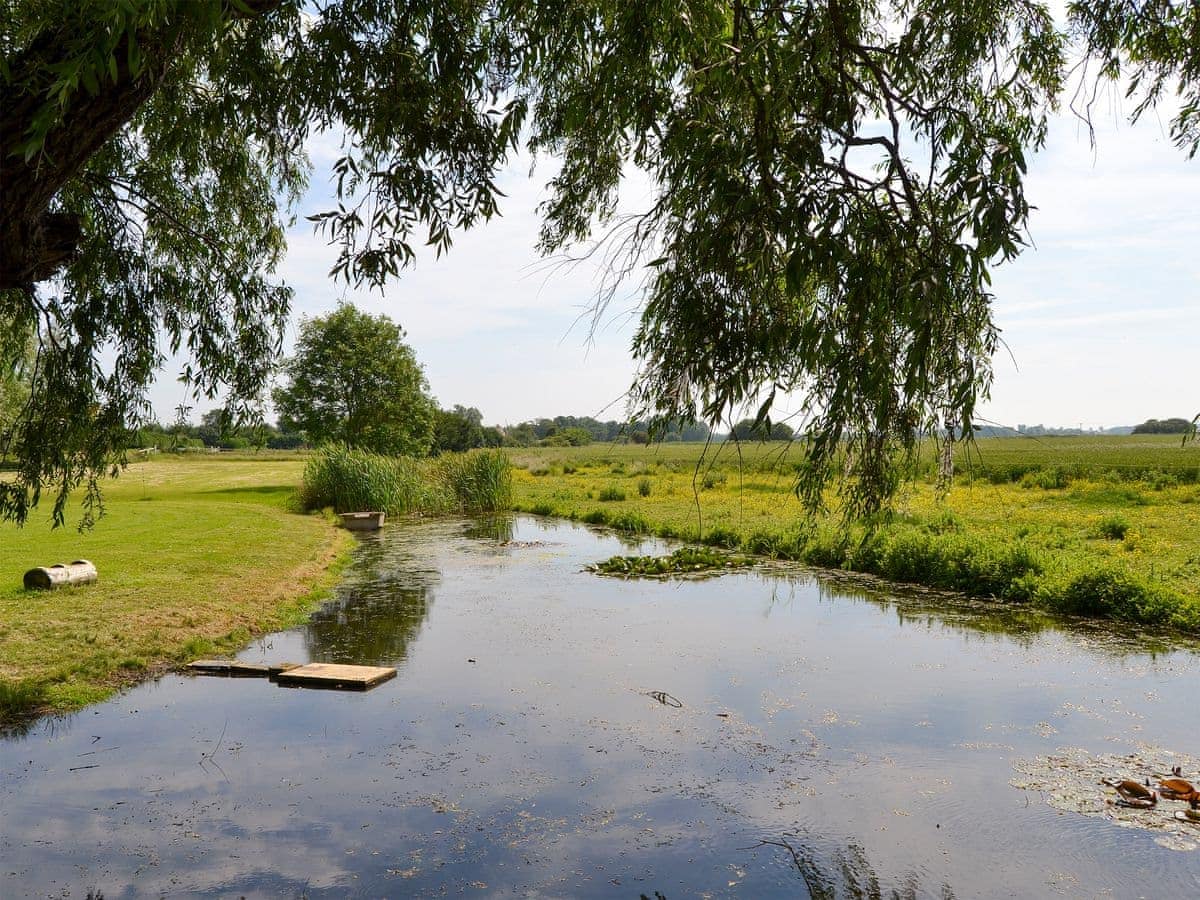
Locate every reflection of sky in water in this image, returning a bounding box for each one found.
[2,516,1200,897]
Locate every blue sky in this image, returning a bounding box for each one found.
[154,101,1198,431]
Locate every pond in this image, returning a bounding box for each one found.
[2,515,1199,897]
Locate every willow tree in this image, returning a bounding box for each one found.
[2,0,1196,525]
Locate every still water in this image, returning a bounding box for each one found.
[2,515,1199,898]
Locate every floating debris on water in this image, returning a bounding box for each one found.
[1011,746,1200,851]
[587,546,756,579]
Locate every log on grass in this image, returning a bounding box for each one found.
[23,559,98,590]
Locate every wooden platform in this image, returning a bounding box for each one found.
[272,662,397,691]
[187,659,271,677]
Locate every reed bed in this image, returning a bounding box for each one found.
[297,444,511,516]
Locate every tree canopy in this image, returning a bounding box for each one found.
[273,304,435,455]
[2,0,1197,524]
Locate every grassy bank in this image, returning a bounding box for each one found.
[0,456,352,725]
[510,437,1200,633]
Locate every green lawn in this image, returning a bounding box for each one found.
[509,438,1200,633]
[0,455,351,723]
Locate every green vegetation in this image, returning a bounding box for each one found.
[511,437,1200,633]
[274,304,436,456]
[296,444,512,516]
[0,456,351,725]
[589,546,755,578]
[1132,417,1197,435]
[7,1,1198,527]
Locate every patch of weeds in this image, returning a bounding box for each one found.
[637,477,652,497]
[608,511,651,533]
[703,525,740,548]
[0,679,48,724]
[1145,470,1178,491]
[598,485,626,502]
[1021,467,1070,490]
[589,546,755,579]
[1094,515,1130,540]
[1040,569,1185,627]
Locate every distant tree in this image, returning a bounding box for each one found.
[542,426,592,447]
[273,305,434,456]
[434,405,486,453]
[731,417,793,441]
[504,423,536,447]
[1132,418,1193,435]
[266,430,305,450]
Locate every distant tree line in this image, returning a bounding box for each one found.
[1132,418,1195,435]
[125,307,724,457]
[500,416,713,447]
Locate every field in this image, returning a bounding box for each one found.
[3,436,1197,724]
[509,435,1200,632]
[0,455,349,722]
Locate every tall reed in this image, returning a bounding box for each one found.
[435,448,513,512]
[297,444,511,515]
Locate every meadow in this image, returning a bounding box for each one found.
[0,455,350,722]
[509,435,1200,632]
[3,435,1196,725]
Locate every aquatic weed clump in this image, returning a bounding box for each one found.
[589,546,755,579]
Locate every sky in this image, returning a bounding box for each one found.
[152,96,1199,432]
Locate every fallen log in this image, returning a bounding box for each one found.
[23,559,98,590]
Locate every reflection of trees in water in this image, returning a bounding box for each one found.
[774,838,955,900]
[763,570,1191,659]
[642,837,955,900]
[302,531,440,665]
[463,514,515,543]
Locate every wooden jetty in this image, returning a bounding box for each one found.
[273,662,397,690]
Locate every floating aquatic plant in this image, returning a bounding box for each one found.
[588,546,756,579]
[1011,746,1200,852]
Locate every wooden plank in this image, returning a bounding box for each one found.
[227,662,270,678]
[187,659,232,674]
[273,662,397,691]
[267,662,301,678]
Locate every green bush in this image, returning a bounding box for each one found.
[598,485,626,502]
[1095,515,1130,540]
[637,477,652,497]
[1041,569,1182,626]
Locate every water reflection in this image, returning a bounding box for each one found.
[462,514,515,542]
[301,530,438,664]
[1,515,1197,898]
[762,567,1197,658]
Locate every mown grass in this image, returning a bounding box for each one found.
[296,444,512,515]
[0,455,352,725]
[509,438,1200,633]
